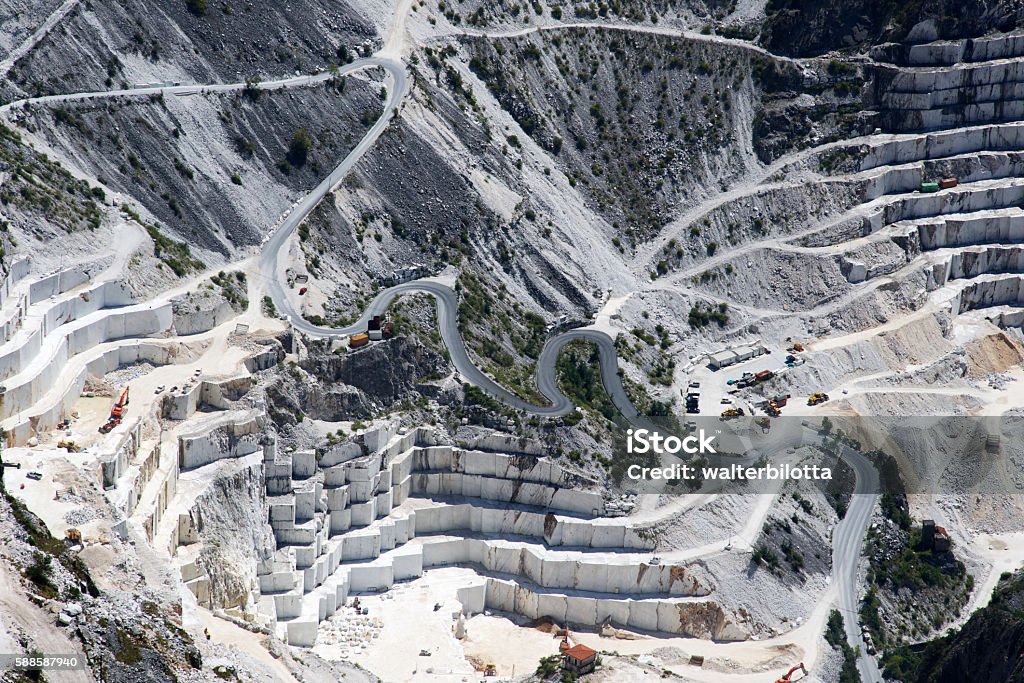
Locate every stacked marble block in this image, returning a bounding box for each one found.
[257,425,694,645]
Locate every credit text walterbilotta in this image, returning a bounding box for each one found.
[624,428,833,482]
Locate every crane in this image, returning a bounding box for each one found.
[774,663,807,683]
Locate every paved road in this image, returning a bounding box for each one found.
[276,275,638,418]
[252,57,644,419]
[833,445,882,683]
[0,25,882,670]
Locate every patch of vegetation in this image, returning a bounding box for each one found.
[0,124,103,232]
[556,339,617,421]
[286,128,313,167]
[209,271,248,310]
[752,544,780,571]
[688,301,729,328]
[185,0,207,16]
[129,212,204,276]
[3,489,98,599]
[455,270,548,403]
[24,552,56,597]
[825,610,862,683]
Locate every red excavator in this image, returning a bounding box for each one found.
[775,663,807,683]
[98,386,130,434]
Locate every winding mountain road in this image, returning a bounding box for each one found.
[244,54,636,420]
[0,16,882,677]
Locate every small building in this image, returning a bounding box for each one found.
[708,344,767,370]
[561,644,598,676]
[709,349,738,370]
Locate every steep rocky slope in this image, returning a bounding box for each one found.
[2,0,374,101]
[888,569,1024,683]
[16,77,381,253]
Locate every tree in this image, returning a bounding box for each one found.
[186,0,207,16]
[536,655,560,676]
[821,416,833,435]
[287,129,313,167]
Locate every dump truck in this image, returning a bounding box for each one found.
[349,332,370,349]
[807,392,830,406]
[939,176,959,189]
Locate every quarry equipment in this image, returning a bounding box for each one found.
[483,663,497,676]
[774,663,807,683]
[721,407,744,419]
[64,528,82,546]
[765,401,781,417]
[57,440,81,453]
[807,392,829,406]
[99,386,130,433]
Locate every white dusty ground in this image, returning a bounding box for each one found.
[3,1,1024,681]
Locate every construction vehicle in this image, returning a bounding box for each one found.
[774,663,807,683]
[765,401,781,417]
[807,392,829,406]
[99,386,130,433]
[720,407,744,419]
[483,663,497,677]
[65,528,82,546]
[57,440,81,453]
